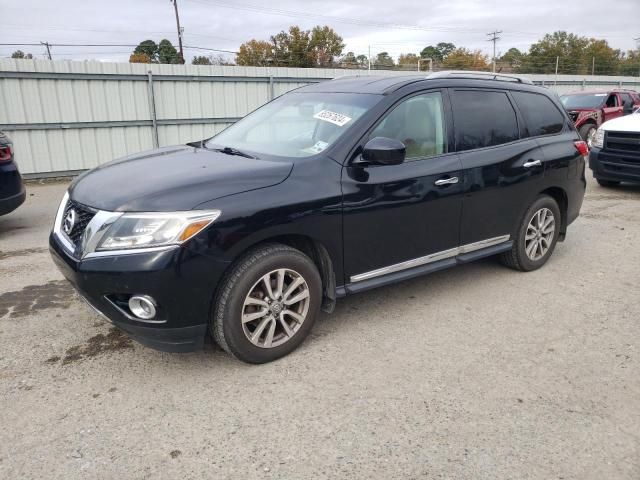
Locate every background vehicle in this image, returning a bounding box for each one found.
[589,108,640,187]
[560,89,640,145]
[50,72,587,364]
[0,132,26,216]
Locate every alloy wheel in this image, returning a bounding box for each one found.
[241,268,310,348]
[525,207,555,261]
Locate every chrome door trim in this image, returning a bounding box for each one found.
[434,176,459,186]
[523,159,542,168]
[349,234,510,283]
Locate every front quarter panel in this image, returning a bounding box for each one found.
[192,156,345,283]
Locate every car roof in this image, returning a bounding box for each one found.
[562,89,637,96]
[297,71,537,95]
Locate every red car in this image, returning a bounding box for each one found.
[560,89,640,145]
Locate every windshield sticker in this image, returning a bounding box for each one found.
[303,141,329,154]
[314,110,352,127]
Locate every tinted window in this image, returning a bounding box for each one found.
[620,93,633,106]
[560,94,606,109]
[451,90,519,151]
[370,92,447,160]
[512,91,565,137]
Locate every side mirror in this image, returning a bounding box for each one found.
[361,137,406,166]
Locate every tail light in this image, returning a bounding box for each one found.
[0,145,13,163]
[574,140,589,158]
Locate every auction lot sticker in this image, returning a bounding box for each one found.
[314,110,352,127]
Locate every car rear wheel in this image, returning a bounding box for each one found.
[499,195,561,272]
[579,123,597,147]
[211,243,322,363]
[596,178,620,188]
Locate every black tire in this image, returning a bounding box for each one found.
[499,195,561,272]
[596,178,620,188]
[579,123,596,144]
[211,243,322,364]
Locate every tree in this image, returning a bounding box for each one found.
[236,39,274,66]
[271,26,314,67]
[420,42,456,62]
[441,48,489,70]
[340,51,358,68]
[374,52,394,68]
[310,25,344,67]
[11,50,33,59]
[158,39,181,64]
[356,54,369,69]
[500,48,523,66]
[398,53,420,69]
[192,55,212,65]
[129,52,151,63]
[133,40,158,63]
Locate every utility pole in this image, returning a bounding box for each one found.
[171,0,185,64]
[635,37,640,77]
[41,41,52,60]
[368,45,371,72]
[554,56,559,85]
[486,30,502,73]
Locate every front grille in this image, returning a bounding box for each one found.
[605,131,640,158]
[62,200,96,246]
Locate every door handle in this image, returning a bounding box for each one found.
[523,159,542,168]
[434,176,459,186]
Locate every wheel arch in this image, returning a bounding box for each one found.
[539,186,568,241]
[219,233,339,314]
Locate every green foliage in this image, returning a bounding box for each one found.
[517,31,624,75]
[192,55,212,65]
[420,42,456,62]
[310,25,344,67]
[11,50,33,59]
[397,53,420,69]
[375,52,394,67]
[131,39,181,64]
[133,40,158,63]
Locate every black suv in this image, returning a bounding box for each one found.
[50,72,587,363]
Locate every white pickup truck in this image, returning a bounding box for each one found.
[589,108,640,187]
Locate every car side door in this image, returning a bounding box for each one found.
[450,88,546,246]
[603,93,623,122]
[341,90,464,290]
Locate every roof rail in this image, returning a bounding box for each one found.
[426,70,533,85]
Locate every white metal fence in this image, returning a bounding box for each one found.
[1,59,639,176]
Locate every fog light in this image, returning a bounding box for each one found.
[128,295,157,320]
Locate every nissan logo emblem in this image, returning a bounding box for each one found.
[63,209,77,235]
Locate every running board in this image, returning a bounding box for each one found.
[340,239,513,295]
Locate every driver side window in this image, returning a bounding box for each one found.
[605,94,618,108]
[370,92,447,161]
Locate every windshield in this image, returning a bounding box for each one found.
[206,92,381,158]
[560,94,607,109]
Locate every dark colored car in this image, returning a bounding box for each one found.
[588,109,640,187]
[50,72,587,363]
[560,89,640,145]
[0,132,26,216]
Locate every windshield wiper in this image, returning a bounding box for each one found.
[213,146,255,159]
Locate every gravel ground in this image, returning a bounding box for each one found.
[1,175,639,480]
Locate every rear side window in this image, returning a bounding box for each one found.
[512,91,565,137]
[451,90,519,151]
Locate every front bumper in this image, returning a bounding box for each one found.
[50,233,230,352]
[589,148,640,184]
[0,185,26,216]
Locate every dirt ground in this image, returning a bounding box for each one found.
[1,175,639,479]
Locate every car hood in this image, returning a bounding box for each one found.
[600,113,640,133]
[69,145,293,211]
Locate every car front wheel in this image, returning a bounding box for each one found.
[499,195,561,272]
[211,244,322,363]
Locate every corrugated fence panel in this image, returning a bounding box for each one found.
[1,58,639,176]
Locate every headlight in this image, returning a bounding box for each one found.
[592,128,605,148]
[97,210,220,251]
